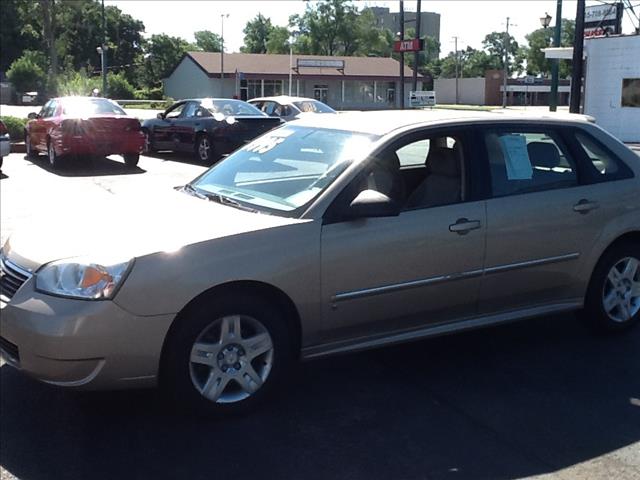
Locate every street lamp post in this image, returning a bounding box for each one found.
[289,35,294,96]
[221,13,229,95]
[101,0,107,96]
[548,1,563,111]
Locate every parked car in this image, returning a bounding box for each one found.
[0,120,10,169]
[2,110,639,416]
[141,98,282,163]
[24,96,145,168]
[248,95,337,122]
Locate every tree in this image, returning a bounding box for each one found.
[523,19,575,78]
[266,26,290,54]
[7,54,47,93]
[482,31,523,74]
[194,30,222,52]
[138,34,191,88]
[291,0,360,56]
[241,14,273,53]
[0,0,41,72]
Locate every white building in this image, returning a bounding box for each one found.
[163,52,421,110]
[583,35,640,142]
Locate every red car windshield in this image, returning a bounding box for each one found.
[62,98,127,116]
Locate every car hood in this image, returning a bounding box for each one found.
[4,189,305,271]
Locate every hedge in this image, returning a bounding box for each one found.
[0,116,27,141]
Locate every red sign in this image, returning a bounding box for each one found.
[393,39,423,53]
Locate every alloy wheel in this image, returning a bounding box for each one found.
[198,137,210,162]
[602,256,640,323]
[189,315,274,404]
[48,142,56,167]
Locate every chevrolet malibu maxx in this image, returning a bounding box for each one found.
[1,111,639,415]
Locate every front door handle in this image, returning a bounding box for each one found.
[449,218,481,235]
[573,199,600,214]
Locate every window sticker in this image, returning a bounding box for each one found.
[500,135,533,180]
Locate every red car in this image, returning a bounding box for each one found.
[25,96,145,168]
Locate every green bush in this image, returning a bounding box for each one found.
[0,116,28,141]
[56,69,100,97]
[107,72,135,99]
[7,54,46,94]
[134,86,164,100]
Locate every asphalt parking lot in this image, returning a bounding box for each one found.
[1,151,640,480]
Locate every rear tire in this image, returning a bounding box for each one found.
[47,139,60,169]
[583,242,640,332]
[123,153,139,168]
[195,134,215,164]
[162,293,293,417]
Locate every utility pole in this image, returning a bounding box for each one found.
[399,0,405,109]
[502,17,510,108]
[570,0,585,113]
[412,0,422,93]
[101,0,107,96]
[221,13,229,95]
[549,0,563,111]
[453,36,459,104]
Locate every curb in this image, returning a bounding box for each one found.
[11,142,25,154]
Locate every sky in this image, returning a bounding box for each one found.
[108,0,639,57]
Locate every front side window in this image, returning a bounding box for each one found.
[200,99,263,117]
[485,130,577,197]
[292,100,335,114]
[165,103,185,119]
[190,126,378,215]
[183,102,199,118]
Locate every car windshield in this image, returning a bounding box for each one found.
[190,126,378,216]
[201,99,264,117]
[293,100,335,113]
[62,98,126,116]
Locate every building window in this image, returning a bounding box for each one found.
[314,85,328,104]
[387,87,395,105]
[263,80,284,97]
[622,78,640,108]
[246,80,261,99]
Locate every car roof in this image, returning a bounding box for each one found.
[248,96,319,105]
[290,109,594,136]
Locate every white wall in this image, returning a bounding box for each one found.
[584,35,640,142]
[435,78,486,105]
[163,56,219,100]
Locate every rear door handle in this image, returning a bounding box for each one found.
[573,199,600,214]
[449,218,481,235]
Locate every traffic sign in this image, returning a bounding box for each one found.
[410,91,436,108]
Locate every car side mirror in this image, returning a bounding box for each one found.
[27,112,39,120]
[344,190,400,219]
[157,112,165,120]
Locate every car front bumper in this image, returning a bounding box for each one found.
[0,280,175,390]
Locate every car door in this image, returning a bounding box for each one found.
[477,125,609,314]
[319,128,487,344]
[30,101,53,151]
[173,101,200,152]
[153,102,185,150]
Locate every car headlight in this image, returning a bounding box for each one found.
[36,257,133,300]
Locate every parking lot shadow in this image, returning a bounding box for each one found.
[145,150,221,167]
[26,155,146,177]
[1,314,639,480]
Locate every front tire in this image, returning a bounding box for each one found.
[25,133,37,159]
[123,153,139,168]
[583,242,640,332]
[162,294,293,416]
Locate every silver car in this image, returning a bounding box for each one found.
[1,111,639,415]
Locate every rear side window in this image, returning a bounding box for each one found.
[573,131,632,181]
[485,130,577,197]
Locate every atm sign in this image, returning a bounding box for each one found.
[393,39,423,53]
